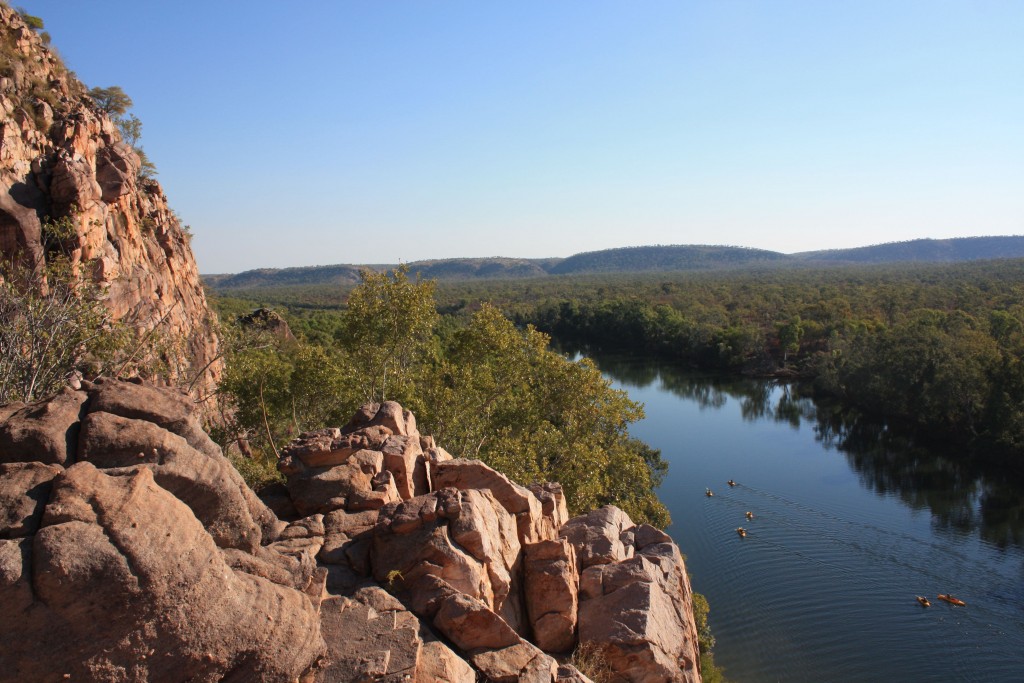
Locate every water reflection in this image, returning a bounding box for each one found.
[586,352,1024,551]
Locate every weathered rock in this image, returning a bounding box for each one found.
[524,538,578,653]
[469,642,559,683]
[0,387,86,466]
[381,433,429,499]
[4,462,323,682]
[556,664,597,683]
[95,141,139,202]
[86,378,220,457]
[77,409,263,551]
[281,426,392,470]
[373,488,526,633]
[559,505,636,569]
[434,458,555,545]
[577,542,701,683]
[0,4,221,398]
[342,401,418,437]
[284,448,384,516]
[0,462,61,538]
[316,586,465,683]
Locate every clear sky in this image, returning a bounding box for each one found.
[19,0,1024,273]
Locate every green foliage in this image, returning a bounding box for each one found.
[88,85,132,116]
[692,592,731,682]
[418,304,669,525]
[15,7,44,30]
[217,279,669,526]
[0,220,130,403]
[218,330,353,458]
[339,264,438,404]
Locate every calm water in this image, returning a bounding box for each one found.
[594,356,1024,683]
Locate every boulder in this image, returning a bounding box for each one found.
[3,462,323,682]
[283,450,384,516]
[77,410,264,552]
[524,538,578,653]
[380,433,429,499]
[95,141,139,202]
[372,488,525,633]
[559,505,635,569]
[0,461,61,538]
[86,378,220,457]
[0,387,86,466]
[342,400,418,437]
[577,542,701,683]
[433,459,553,545]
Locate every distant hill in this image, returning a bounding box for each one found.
[548,245,791,274]
[794,236,1024,264]
[204,236,1024,290]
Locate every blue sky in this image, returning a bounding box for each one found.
[20,1,1024,273]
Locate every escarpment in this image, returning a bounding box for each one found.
[0,381,702,683]
[0,6,221,396]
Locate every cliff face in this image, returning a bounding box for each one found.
[0,6,220,396]
[0,385,703,683]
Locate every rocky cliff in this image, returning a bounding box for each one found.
[0,6,221,396]
[0,381,702,683]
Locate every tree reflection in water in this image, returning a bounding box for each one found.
[583,351,1024,551]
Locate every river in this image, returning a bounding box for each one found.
[592,355,1024,683]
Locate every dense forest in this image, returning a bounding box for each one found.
[211,258,1024,477]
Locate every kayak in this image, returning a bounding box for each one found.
[937,594,966,606]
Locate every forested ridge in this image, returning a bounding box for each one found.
[212,258,1024,477]
[205,235,1024,288]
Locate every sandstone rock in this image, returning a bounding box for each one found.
[0,5,222,398]
[77,409,263,551]
[373,488,526,634]
[86,378,220,457]
[316,588,422,682]
[381,433,429,499]
[0,387,86,466]
[284,449,384,517]
[434,458,555,545]
[577,543,701,683]
[559,505,636,569]
[281,426,392,470]
[434,590,522,652]
[5,462,323,682]
[0,461,61,538]
[469,642,559,683]
[49,150,100,213]
[524,538,578,653]
[556,664,597,683]
[95,141,139,202]
[342,400,418,437]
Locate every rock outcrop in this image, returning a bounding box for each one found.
[0,7,221,397]
[0,381,701,682]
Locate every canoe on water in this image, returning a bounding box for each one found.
[916,596,930,607]
[937,594,966,606]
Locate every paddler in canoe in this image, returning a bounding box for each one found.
[937,594,966,606]
[736,527,747,538]
[916,596,930,607]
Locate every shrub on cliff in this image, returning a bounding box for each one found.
[0,226,129,403]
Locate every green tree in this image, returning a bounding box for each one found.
[419,304,669,526]
[88,85,132,116]
[339,264,438,403]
